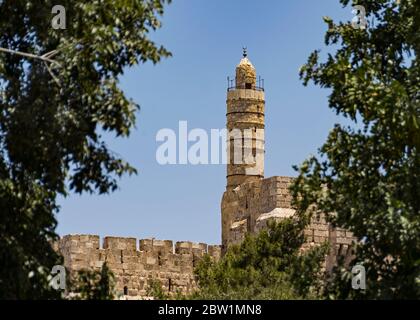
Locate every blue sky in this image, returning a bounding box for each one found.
[56,0,354,245]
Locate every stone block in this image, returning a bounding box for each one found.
[314,230,329,237]
[175,241,193,254]
[103,237,136,251]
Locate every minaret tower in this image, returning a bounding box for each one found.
[221,50,265,250]
[226,49,265,189]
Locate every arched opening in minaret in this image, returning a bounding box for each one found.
[123,286,128,295]
[245,83,252,89]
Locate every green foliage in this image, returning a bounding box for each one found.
[70,263,115,300]
[191,220,328,300]
[0,0,171,298]
[146,279,169,300]
[292,0,419,299]
[145,279,185,300]
[0,180,63,299]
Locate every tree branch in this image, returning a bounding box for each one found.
[0,47,61,67]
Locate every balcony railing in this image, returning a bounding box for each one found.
[227,76,264,92]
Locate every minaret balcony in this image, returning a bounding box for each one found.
[227,76,264,92]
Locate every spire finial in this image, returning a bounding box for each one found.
[242,47,247,58]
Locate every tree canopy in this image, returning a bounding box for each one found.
[0,0,171,299]
[292,0,419,299]
[192,220,328,300]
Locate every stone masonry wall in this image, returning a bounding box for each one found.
[58,235,221,299]
[221,176,355,270]
[222,176,295,248]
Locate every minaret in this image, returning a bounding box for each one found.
[226,49,265,189]
[221,50,265,250]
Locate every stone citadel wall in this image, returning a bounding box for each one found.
[59,176,355,299]
[221,176,355,270]
[59,178,354,299]
[57,235,221,298]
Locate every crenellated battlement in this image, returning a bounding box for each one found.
[58,235,221,298]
